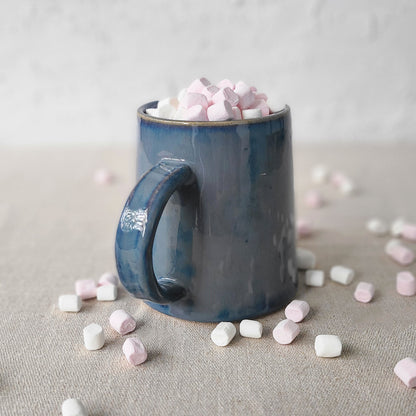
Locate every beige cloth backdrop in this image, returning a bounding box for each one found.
[1,145,416,415]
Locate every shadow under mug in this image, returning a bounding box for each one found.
[115,102,297,322]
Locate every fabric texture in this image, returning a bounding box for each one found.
[1,145,415,415]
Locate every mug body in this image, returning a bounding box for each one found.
[132,102,297,322]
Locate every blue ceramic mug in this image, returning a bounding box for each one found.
[115,102,297,322]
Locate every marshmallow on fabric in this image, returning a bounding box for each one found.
[187,77,211,93]
[285,300,310,322]
[391,218,406,237]
[305,269,325,287]
[123,337,147,366]
[93,168,114,185]
[97,284,117,301]
[180,92,208,110]
[366,218,388,236]
[305,190,324,209]
[315,335,342,358]
[296,248,316,270]
[402,223,416,241]
[212,87,239,107]
[311,164,330,184]
[396,271,416,296]
[234,81,256,109]
[297,218,313,238]
[273,319,299,344]
[354,281,375,303]
[61,398,88,416]
[109,309,136,335]
[83,323,105,351]
[211,322,236,346]
[394,357,416,388]
[207,101,234,121]
[330,265,355,285]
[385,240,415,266]
[185,105,208,122]
[75,279,97,300]
[239,319,263,338]
[59,295,82,312]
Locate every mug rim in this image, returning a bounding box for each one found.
[138,101,290,127]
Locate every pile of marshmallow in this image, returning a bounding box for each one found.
[146,77,279,122]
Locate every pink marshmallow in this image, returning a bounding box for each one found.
[401,223,416,242]
[394,357,416,388]
[305,190,324,209]
[232,107,242,120]
[255,92,268,101]
[354,281,375,303]
[185,105,208,121]
[109,309,137,335]
[98,272,118,286]
[201,85,219,105]
[217,78,234,90]
[122,337,147,366]
[94,168,114,185]
[296,218,313,238]
[396,271,416,296]
[234,81,256,109]
[212,87,239,107]
[389,245,415,266]
[284,300,310,322]
[75,279,97,300]
[207,100,234,121]
[187,77,211,94]
[250,99,270,117]
[331,171,349,188]
[180,93,208,110]
[273,319,300,344]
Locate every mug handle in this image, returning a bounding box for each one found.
[115,159,195,304]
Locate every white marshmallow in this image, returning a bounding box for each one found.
[305,270,325,287]
[239,319,263,338]
[340,178,356,195]
[366,218,388,236]
[96,284,118,301]
[242,108,262,119]
[315,335,342,357]
[296,248,316,270]
[311,164,330,184]
[83,323,105,351]
[146,108,159,117]
[156,98,177,119]
[177,88,187,101]
[211,322,236,346]
[58,295,82,312]
[330,265,355,285]
[61,398,88,416]
[391,217,406,237]
[173,107,187,121]
[384,238,402,255]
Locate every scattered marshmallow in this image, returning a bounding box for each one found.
[285,300,310,322]
[273,319,300,345]
[354,282,375,303]
[331,171,348,187]
[330,265,355,285]
[391,218,406,237]
[297,218,313,238]
[339,178,356,195]
[98,272,118,286]
[97,284,118,301]
[305,190,324,209]
[239,319,263,338]
[401,223,416,242]
[123,337,148,366]
[305,269,325,287]
[61,398,88,416]
[394,357,416,388]
[58,295,82,313]
[366,218,388,236]
[396,271,416,296]
[207,101,234,121]
[109,309,136,335]
[296,248,316,270]
[385,240,415,266]
[311,164,330,184]
[83,323,105,351]
[242,108,262,119]
[75,279,97,300]
[93,168,114,185]
[211,322,236,347]
[314,335,342,358]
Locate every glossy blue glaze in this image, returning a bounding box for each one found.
[115,102,297,322]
